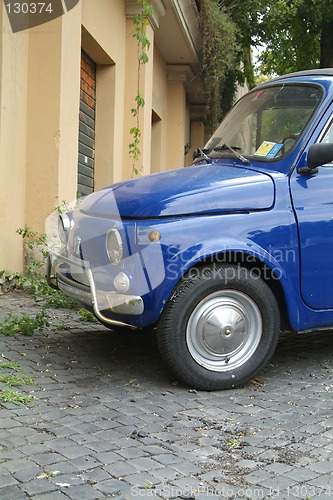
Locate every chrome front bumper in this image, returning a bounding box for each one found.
[47,254,144,329]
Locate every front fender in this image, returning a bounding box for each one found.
[161,239,301,329]
[137,212,301,327]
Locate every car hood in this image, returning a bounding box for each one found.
[79,163,275,218]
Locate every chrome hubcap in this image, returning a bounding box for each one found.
[186,290,262,372]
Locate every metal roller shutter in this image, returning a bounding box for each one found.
[78,50,96,197]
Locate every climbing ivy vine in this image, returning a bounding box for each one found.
[199,0,239,133]
[129,0,152,176]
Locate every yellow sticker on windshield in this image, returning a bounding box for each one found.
[255,141,276,156]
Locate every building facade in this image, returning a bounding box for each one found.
[0,0,206,272]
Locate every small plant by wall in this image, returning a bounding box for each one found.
[16,225,78,309]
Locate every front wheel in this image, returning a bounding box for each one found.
[157,264,280,391]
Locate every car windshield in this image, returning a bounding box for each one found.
[203,83,322,164]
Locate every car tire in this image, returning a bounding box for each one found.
[157,264,280,391]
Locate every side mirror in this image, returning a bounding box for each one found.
[308,143,333,169]
[193,148,201,160]
[298,143,333,175]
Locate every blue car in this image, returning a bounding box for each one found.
[48,69,333,391]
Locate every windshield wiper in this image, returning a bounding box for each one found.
[214,144,249,165]
[193,148,212,164]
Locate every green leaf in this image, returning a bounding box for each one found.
[139,53,149,64]
[135,94,145,107]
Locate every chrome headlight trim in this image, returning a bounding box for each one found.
[58,214,71,244]
[106,228,123,265]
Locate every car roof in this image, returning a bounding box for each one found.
[263,68,333,85]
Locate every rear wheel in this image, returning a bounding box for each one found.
[157,264,280,391]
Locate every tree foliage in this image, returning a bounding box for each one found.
[199,0,239,132]
[223,0,333,75]
[199,0,333,131]
[256,0,333,75]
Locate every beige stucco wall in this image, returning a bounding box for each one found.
[82,0,126,64]
[0,0,205,273]
[166,81,186,169]
[0,5,28,271]
[151,46,168,172]
[25,7,81,234]
[82,0,126,186]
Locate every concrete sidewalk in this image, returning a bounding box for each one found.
[0,290,332,499]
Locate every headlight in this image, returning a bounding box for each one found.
[106,229,123,265]
[58,214,71,244]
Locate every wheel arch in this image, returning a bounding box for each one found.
[184,250,291,332]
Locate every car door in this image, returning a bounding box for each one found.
[290,117,333,309]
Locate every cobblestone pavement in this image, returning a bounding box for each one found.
[0,290,332,499]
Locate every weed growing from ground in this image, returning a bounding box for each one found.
[0,359,20,370]
[0,373,35,387]
[36,471,59,479]
[0,390,34,405]
[18,273,78,309]
[0,309,50,336]
[125,378,139,388]
[77,308,98,323]
[226,438,242,448]
[16,225,78,309]
[0,358,35,406]
[0,270,13,279]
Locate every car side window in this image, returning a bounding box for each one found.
[321,119,333,144]
[319,119,333,166]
